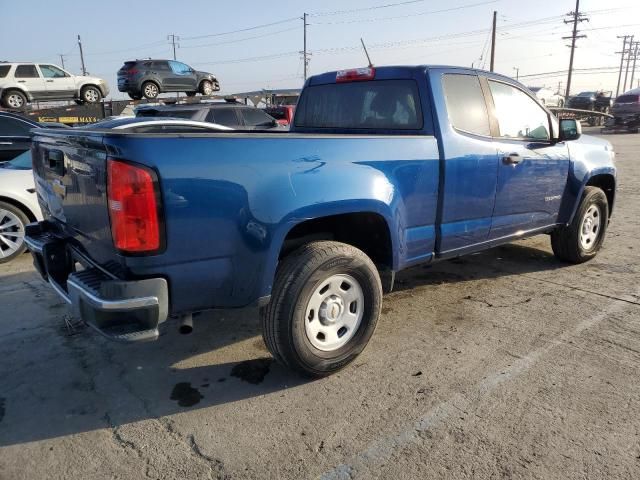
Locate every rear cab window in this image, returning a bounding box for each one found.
[294,79,423,132]
[0,65,10,78]
[441,74,490,136]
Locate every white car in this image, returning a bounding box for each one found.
[0,151,43,263]
[528,86,565,108]
[0,62,109,109]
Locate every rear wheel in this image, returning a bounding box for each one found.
[1,90,27,109]
[128,92,142,100]
[551,186,608,263]
[0,201,29,264]
[142,81,160,99]
[260,241,382,377]
[80,85,102,103]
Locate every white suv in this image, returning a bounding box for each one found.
[0,62,109,109]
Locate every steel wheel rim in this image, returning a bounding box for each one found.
[144,84,158,97]
[304,274,364,352]
[8,94,23,108]
[85,89,98,102]
[579,204,601,250]
[0,209,25,258]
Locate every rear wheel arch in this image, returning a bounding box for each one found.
[1,88,29,107]
[0,195,37,223]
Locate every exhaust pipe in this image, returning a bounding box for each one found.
[179,314,193,335]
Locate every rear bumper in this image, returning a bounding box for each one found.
[25,221,168,342]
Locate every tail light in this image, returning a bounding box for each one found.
[107,159,162,253]
[336,67,375,83]
[128,68,139,75]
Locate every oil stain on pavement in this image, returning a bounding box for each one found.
[230,358,273,384]
[170,383,204,407]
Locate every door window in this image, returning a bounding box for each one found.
[15,65,40,78]
[39,65,68,78]
[168,61,193,75]
[0,65,10,78]
[441,74,491,136]
[488,81,550,140]
[207,108,240,126]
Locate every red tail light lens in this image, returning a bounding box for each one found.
[107,159,161,253]
[128,68,139,75]
[336,67,375,83]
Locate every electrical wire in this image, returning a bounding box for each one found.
[180,26,300,49]
[180,17,299,41]
[311,0,499,25]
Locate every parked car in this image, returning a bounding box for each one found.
[26,65,616,377]
[135,102,281,130]
[263,105,296,126]
[0,111,68,163]
[0,151,43,263]
[567,90,613,112]
[117,60,220,100]
[0,111,39,163]
[0,62,109,109]
[528,86,564,107]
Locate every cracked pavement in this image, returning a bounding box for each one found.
[1,128,639,479]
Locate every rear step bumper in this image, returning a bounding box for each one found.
[25,221,168,343]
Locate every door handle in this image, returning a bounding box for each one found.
[17,80,26,83]
[502,153,522,165]
[46,79,54,83]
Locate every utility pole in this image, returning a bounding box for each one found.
[616,35,631,97]
[563,0,588,99]
[168,34,179,60]
[623,35,635,93]
[630,41,639,94]
[77,35,87,75]
[59,54,66,70]
[302,13,309,81]
[489,10,497,72]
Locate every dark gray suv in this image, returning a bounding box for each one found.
[135,103,282,130]
[117,60,220,100]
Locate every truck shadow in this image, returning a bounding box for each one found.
[0,240,566,447]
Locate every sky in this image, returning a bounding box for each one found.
[2,0,639,100]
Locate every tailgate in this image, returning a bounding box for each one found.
[31,129,118,264]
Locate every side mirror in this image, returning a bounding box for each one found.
[559,118,581,141]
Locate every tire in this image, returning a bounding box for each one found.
[128,93,142,101]
[199,80,213,96]
[0,201,29,264]
[551,186,609,264]
[260,241,382,377]
[185,91,197,97]
[80,85,102,104]
[142,81,160,99]
[1,90,27,109]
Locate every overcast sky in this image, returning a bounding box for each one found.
[2,0,639,99]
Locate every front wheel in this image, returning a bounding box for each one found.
[0,201,29,263]
[199,80,213,96]
[551,186,609,263]
[260,241,382,377]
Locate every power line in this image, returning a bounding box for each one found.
[310,0,499,25]
[193,51,300,66]
[180,17,299,41]
[309,0,431,17]
[179,26,300,49]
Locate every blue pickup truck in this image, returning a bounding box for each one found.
[25,65,616,377]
